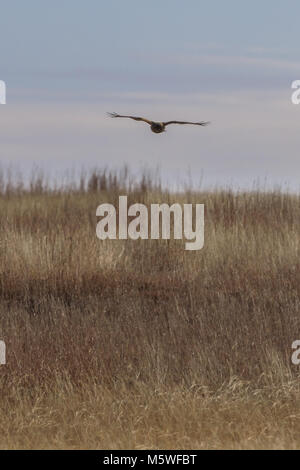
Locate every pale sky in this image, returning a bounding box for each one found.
[1,1,300,189]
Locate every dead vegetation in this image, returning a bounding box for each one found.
[0,168,300,449]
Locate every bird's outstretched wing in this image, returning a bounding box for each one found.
[163,120,210,126]
[108,112,152,124]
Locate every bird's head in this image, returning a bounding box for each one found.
[150,122,165,134]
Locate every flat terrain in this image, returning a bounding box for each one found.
[0,170,299,449]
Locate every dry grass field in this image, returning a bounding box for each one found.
[0,168,300,449]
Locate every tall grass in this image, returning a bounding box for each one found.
[0,168,300,449]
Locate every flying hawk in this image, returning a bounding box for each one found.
[108,112,210,134]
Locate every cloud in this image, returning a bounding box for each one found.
[7,46,300,101]
[165,54,300,71]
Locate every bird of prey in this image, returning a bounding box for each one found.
[108,112,210,134]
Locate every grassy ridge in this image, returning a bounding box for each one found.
[0,169,300,449]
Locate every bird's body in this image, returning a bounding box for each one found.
[108,112,210,134]
[150,122,165,134]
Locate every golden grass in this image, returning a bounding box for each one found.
[0,169,300,449]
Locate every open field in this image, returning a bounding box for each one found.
[0,169,300,449]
